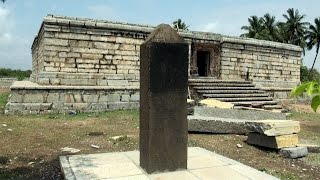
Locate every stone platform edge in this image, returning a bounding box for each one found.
[10,81,139,90]
[59,147,279,180]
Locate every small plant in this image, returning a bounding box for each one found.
[291,81,320,112]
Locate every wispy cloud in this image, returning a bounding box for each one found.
[0,6,31,70]
[196,22,219,33]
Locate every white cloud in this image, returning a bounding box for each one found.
[0,6,11,34]
[0,6,31,70]
[197,22,219,32]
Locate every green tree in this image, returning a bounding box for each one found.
[300,65,320,82]
[262,13,278,41]
[306,18,320,71]
[172,19,189,30]
[276,22,290,43]
[240,16,268,39]
[282,8,309,50]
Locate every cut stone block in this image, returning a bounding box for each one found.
[247,133,298,149]
[280,147,308,159]
[188,116,250,135]
[246,120,300,136]
[199,98,234,109]
[194,106,286,120]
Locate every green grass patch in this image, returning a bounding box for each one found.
[304,154,320,166]
[289,111,320,121]
[38,109,139,121]
[0,92,10,113]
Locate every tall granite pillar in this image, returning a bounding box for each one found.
[140,24,188,174]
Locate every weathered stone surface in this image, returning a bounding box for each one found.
[130,93,139,101]
[194,106,286,120]
[188,116,250,135]
[140,24,188,173]
[5,81,140,114]
[247,133,299,149]
[246,120,300,136]
[280,147,308,159]
[199,99,234,109]
[106,94,120,102]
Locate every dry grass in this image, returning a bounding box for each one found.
[0,110,140,179]
[0,91,319,179]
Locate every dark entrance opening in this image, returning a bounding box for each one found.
[197,51,210,76]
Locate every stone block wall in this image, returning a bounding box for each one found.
[220,41,301,88]
[5,82,139,114]
[31,15,149,86]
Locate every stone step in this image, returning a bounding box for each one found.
[203,93,270,98]
[188,79,253,84]
[197,90,266,94]
[263,105,283,109]
[194,87,260,90]
[212,97,274,102]
[230,101,278,106]
[189,83,255,87]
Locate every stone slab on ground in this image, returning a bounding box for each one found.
[247,133,299,149]
[280,147,308,159]
[60,147,279,180]
[188,116,252,135]
[194,106,286,120]
[245,120,300,136]
[199,99,234,109]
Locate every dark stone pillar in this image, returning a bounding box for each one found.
[139,24,188,174]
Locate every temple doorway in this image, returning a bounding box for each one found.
[196,51,210,76]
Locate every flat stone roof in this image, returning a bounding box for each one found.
[34,14,302,52]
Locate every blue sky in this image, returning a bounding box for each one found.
[0,0,319,70]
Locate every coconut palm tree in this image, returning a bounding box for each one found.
[240,16,268,40]
[262,13,278,41]
[172,19,189,30]
[282,8,309,46]
[306,17,320,71]
[276,22,290,43]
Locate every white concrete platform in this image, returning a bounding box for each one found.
[60,147,279,180]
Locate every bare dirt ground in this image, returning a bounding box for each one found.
[0,90,319,180]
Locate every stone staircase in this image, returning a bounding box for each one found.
[189,78,283,111]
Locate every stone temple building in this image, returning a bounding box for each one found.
[5,15,302,114]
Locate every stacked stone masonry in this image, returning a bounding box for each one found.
[220,43,300,82]
[5,15,302,114]
[31,16,145,86]
[6,82,139,114]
